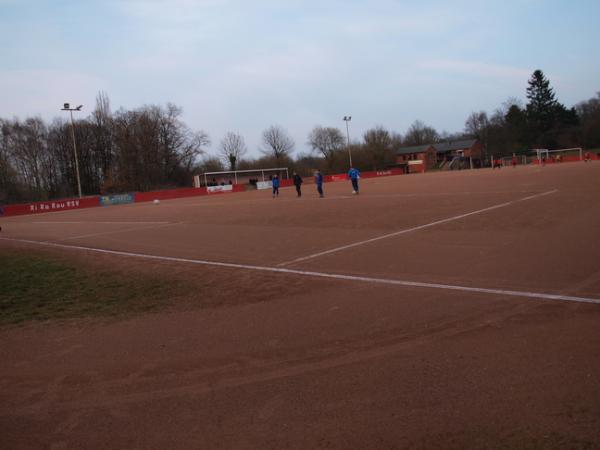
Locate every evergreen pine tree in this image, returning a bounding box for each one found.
[525,69,578,147]
[526,69,558,134]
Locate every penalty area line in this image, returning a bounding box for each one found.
[277,189,558,267]
[31,221,172,225]
[1,235,599,306]
[59,221,181,242]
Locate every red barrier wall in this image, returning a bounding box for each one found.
[323,168,405,183]
[1,197,100,217]
[0,168,410,218]
[211,185,245,194]
[531,155,597,164]
[326,174,348,182]
[361,168,406,178]
[135,187,206,203]
[134,185,245,203]
[0,186,246,217]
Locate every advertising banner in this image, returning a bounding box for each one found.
[256,181,272,190]
[0,197,101,217]
[100,193,135,206]
[207,184,234,193]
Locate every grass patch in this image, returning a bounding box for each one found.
[0,250,181,325]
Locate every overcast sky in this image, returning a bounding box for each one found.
[2,0,599,157]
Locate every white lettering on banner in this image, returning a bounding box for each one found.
[376,170,392,176]
[207,185,233,193]
[408,160,423,165]
[26,199,83,213]
[256,181,272,190]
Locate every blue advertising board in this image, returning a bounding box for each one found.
[100,193,135,206]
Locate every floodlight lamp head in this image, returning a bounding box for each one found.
[63,102,70,110]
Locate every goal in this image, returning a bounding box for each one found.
[531,147,583,163]
[501,155,528,167]
[194,167,289,188]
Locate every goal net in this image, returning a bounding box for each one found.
[530,147,582,163]
[194,167,289,188]
[501,155,528,166]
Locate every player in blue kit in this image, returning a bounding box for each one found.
[348,167,360,194]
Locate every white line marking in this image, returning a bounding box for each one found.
[1,236,598,305]
[59,222,181,241]
[342,190,542,199]
[128,190,544,209]
[31,221,171,225]
[277,189,558,267]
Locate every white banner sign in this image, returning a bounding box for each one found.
[207,185,233,193]
[256,181,272,190]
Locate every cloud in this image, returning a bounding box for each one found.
[0,69,107,119]
[113,0,229,23]
[417,59,531,81]
[228,44,337,83]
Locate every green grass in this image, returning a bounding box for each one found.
[0,251,181,325]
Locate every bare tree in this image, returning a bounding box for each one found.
[576,92,600,148]
[363,126,395,170]
[4,118,51,196]
[112,104,208,191]
[261,125,294,163]
[198,156,225,174]
[159,104,209,175]
[219,132,247,171]
[465,111,488,136]
[0,119,21,202]
[307,126,345,170]
[404,120,439,146]
[464,110,490,154]
[91,91,114,189]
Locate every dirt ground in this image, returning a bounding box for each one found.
[1,162,600,449]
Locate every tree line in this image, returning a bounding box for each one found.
[1,71,599,203]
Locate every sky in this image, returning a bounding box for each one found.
[1,0,599,158]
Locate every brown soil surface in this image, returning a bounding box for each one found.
[1,163,600,449]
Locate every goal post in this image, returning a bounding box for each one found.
[547,147,583,161]
[194,167,289,188]
[530,147,582,164]
[501,155,528,167]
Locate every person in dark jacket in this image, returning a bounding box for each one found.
[314,170,324,198]
[292,172,303,197]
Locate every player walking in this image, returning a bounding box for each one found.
[272,174,280,198]
[293,172,303,197]
[348,167,360,194]
[315,170,324,198]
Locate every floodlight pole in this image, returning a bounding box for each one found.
[343,115,353,167]
[61,103,83,198]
